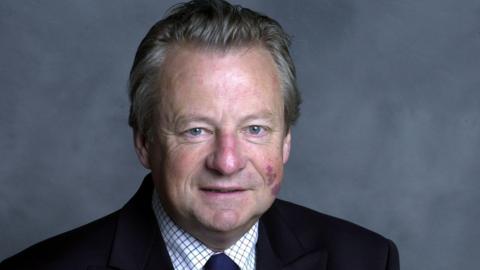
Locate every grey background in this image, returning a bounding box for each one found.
[1,0,479,269]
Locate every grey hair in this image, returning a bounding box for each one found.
[128,0,301,139]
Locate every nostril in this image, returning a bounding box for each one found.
[205,133,246,175]
[206,147,245,175]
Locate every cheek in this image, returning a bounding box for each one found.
[164,147,205,182]
[169,143,207,166]
[270,182,281,196]
[266,165,277,185]
[265,164,282,196]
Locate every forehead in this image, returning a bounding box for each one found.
[160,43,279,83]
[156,44,283,116]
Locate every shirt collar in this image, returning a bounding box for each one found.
[152,189,258,270]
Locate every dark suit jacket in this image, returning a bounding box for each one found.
[1,176,399,270]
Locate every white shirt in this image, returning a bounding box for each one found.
[152,190,258,270]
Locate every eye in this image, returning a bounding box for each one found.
[180,127,212,142]
[246,125,265,135]
[186,127,204,136]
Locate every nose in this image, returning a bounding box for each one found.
[206,133,246,176]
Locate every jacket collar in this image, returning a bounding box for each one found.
[256,200,328,270]
[108,174,173,270]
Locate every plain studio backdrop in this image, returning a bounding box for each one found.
[1,0,479,269]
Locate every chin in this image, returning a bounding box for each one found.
[206,209,245,232]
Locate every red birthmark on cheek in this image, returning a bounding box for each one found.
[271,182,281,196]
[266,165,277,185]
[266,165,280,196]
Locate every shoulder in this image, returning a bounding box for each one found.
[271,199,389,243]
[0,212,119,270]
[265,199,398,266]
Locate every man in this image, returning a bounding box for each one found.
[1,0,399,269]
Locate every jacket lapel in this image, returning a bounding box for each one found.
[108,175,173,270]
[256,201,327,270]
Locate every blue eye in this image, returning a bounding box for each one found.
[247,125,263,135]
[187,127,203,136]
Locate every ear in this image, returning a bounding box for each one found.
[134,131,151,169]
[282,129,291,164]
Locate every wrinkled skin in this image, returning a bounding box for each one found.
[135,45,291,250]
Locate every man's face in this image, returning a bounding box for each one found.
[135,45,291,249]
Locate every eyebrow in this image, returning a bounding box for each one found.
[239,111,276,123]
[174,114,216,128]
[173,110,276,126]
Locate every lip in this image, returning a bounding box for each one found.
[200,186,246,193]
[199,186,248,199]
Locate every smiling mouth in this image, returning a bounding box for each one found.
[201,188,245,193]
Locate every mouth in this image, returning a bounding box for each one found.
[200,188,245,193]
[199,186,249,204]
[199,184,249,197]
